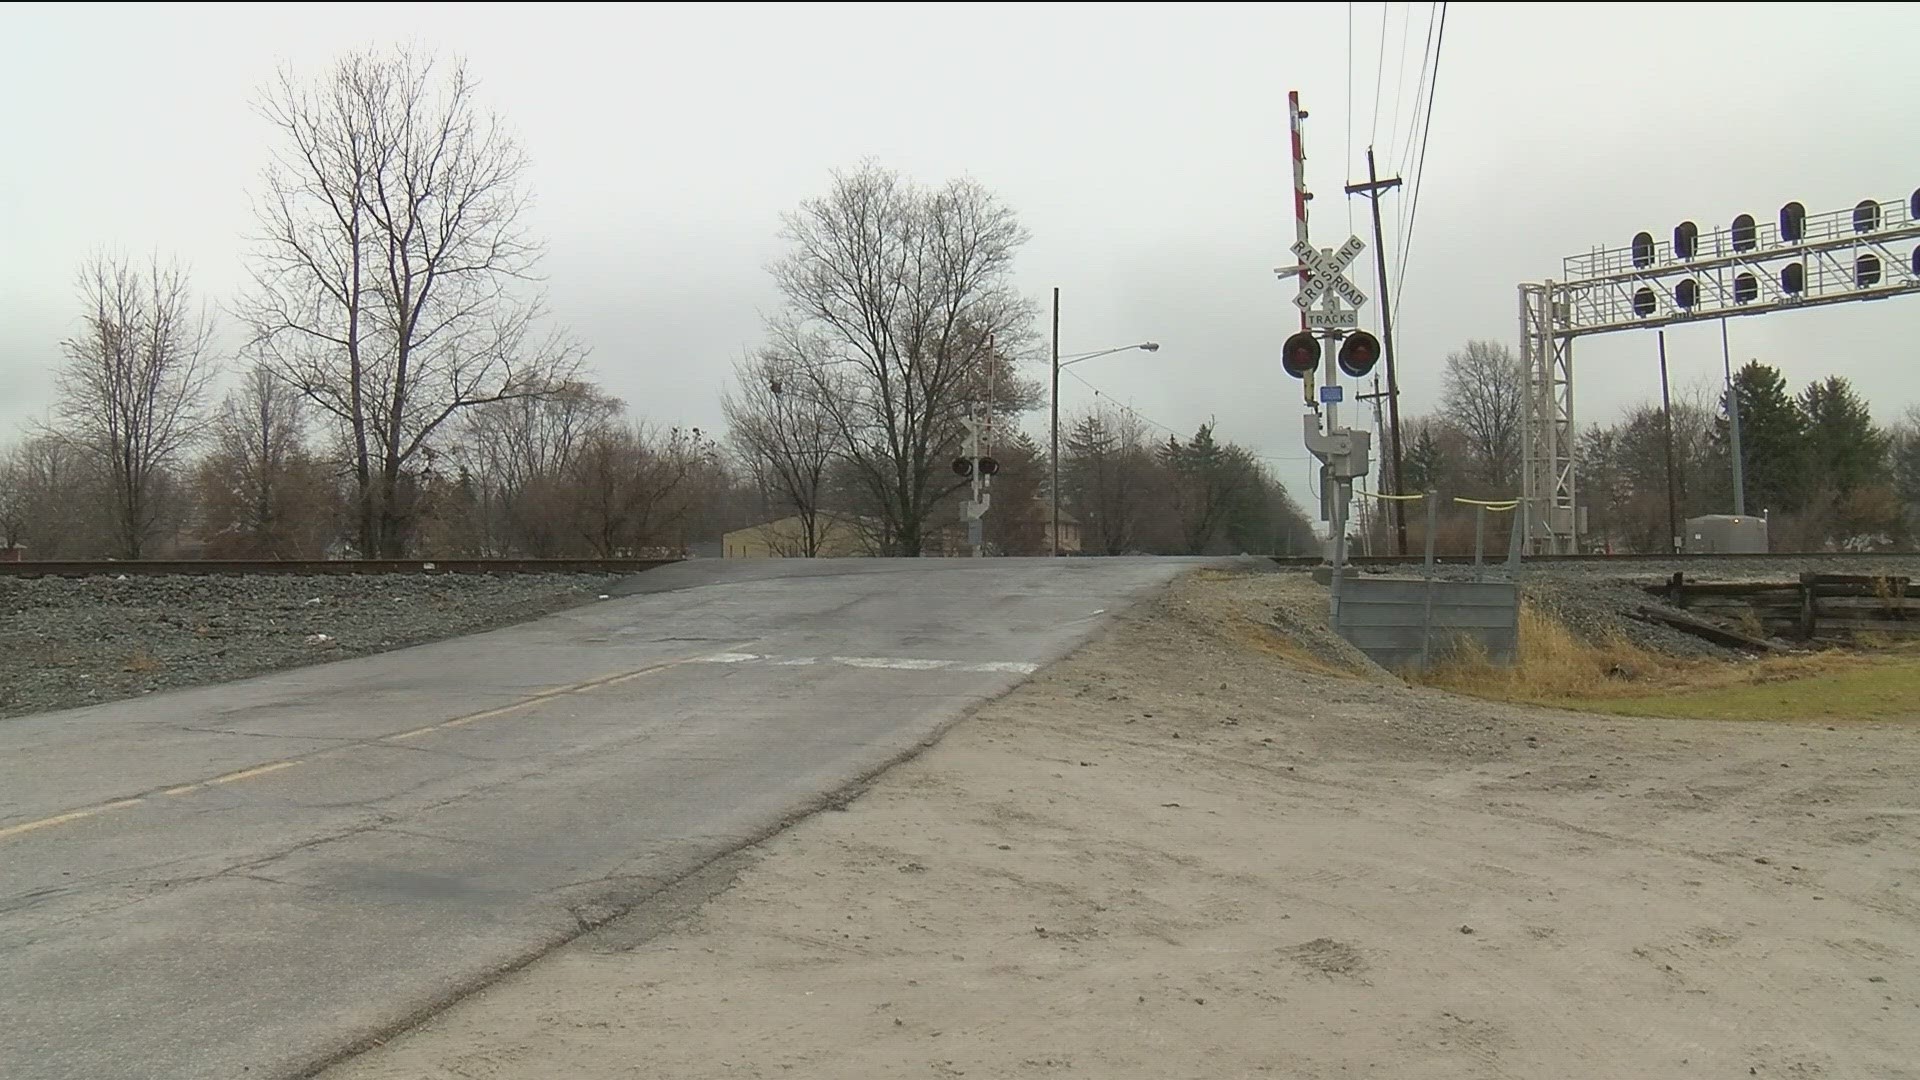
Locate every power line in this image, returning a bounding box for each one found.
[1064,371,1317,465]
[1391,2,1437,173]
[1384,1,1413,172]
[1369,0,1388,147]
[1393,0,1447,320]
[1393,2,1439,240]
[1389,2,1438,285]
[1346,1,1356,235]
[1061,368,1188,441]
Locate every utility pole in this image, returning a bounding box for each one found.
[1362,375,1389,555]
[1344,147,1407,555]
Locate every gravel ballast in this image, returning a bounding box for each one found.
[0,572,630,719]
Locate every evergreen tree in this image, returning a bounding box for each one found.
[1061,410,1150,556]
[1799,375,1888,497]
[1158,423,1260,554]
[1718,362,1805,514]
[1223,466,1318,556]
[983,431,1046,556]
[1401,425,1444,494]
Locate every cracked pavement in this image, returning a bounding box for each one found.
[0,558,1198,1080]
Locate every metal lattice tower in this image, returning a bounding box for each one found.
[1518,188,1920,555]
[1518,282,1576,554]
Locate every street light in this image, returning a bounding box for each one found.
[1050,286,1160,557]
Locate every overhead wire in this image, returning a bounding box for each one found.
[1062,369,1314,467]
[1392,0,1447,322]
[1060,368,1188,442]
[1393,2,1439,247]
[1391,2,1437,174]
[1345,2,1356,234]
[1369,0,1388,147]
[1384,2,1413,172]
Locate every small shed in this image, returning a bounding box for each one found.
[1683,515,1768,554]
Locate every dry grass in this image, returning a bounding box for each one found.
[1229,619,1362,679]
[1418,604,1672,702]
[122,647,163,675]
[1414,603,1920,721]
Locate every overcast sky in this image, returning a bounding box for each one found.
[4,2,1917,508]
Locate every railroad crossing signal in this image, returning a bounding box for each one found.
[1337,330,1382,378]
[1292,235,1369,311]
[1280,331,1321,379]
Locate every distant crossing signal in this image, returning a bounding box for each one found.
[952,456,998,478]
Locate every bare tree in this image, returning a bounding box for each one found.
[51,254,216,558]
[564,425,716,557]
[242,47,582,557]
[457,380,622,555]
[0,435,102,557]
[1893,404,1920,517]
[0,442,26,551]
[766,163,1038,555]
[723,354,837,556]
[1439,340,1526,490]
[192,365,334,557]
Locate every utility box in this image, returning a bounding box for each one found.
[1332,576,1520,673]
[1683,515,1768,554]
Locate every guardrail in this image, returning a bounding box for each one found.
[0,558,682,578]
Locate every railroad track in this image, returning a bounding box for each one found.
[0,557,681,578]
[3,553,1915,578]
[1267,551,1920,568]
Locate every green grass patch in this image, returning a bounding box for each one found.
[1571,659,1920,722]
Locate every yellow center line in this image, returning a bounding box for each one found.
[0,798,146,842]
[397,643,749,735]
[208,760,302,785]
[0,809,103,841]
[1,643,755,845]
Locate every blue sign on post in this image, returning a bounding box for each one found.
[1319,385,1343,404]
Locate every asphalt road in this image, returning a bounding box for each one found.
[0,557,1194,1080]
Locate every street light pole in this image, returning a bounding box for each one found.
[1051,288,1061,557]
[1047,295,1159,558]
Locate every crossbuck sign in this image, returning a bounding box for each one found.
[1291,236,1368,328]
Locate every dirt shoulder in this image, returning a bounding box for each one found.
[326,567,1920,1080]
